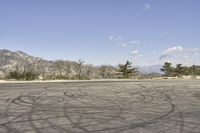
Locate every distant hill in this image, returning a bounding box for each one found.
[0,49,44,68]
[0,49,163,79]
[0,49,116,79]
[0,49,51,78]
[136,65,163,74]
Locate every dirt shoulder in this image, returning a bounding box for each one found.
[0,77,199,84]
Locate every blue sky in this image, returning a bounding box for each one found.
[0,0,200,66]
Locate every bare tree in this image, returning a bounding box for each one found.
[63,61,71,78]
[54,60,64,77]
[74,59,84,79]
[99,65,107,78]
[99,65,116,79]
[84,65,94,79]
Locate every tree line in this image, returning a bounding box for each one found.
[161,62,200,77]
[8,60,199,80]
[6,60,138,80]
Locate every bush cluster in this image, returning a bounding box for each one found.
[7,71,37,80]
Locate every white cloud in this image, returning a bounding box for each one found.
[115,36,122,41]
[108,35,124,47]
[131,50,139,55]
[159,45,200,60]
[165,45,183,52]
[109,35,115,40]
[130,50,142,59]
[165,60,173,63]
[121,43,126,48]
[144,3,151,11]
[130,40,141,45]
[108,35,145,49]
[109,35,122,41]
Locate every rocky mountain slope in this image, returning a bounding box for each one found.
[0,49,116,79]
[0,49,49,78]
[0,49,162,79]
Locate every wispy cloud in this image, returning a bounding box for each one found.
[131,50,139,55]
[115,36,122,41]
[108,35,115,40]
[121,43,127,48]
[130,50,141,59]
[144,3,151,11]
[109,35,122,41]
[108,35,126,48]
[108,35,144,48]
[108,35,145,58]
[130,40,141,45]
[159,45,200,60]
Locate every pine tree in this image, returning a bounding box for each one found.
[160,62,174,76]
[118,61,137,79]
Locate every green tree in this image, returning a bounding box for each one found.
[190,65,198,76]
[174,64,185,77]
[117,61,137,79]
[160,62,174,76]
[7,71,37,80]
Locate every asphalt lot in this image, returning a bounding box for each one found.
[0,80,200,133]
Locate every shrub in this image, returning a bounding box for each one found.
[7,71,37,80]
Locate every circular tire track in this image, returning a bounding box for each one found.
[1,83,198,133]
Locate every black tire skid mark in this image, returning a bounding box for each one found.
[0,84,188,133]
[61,85,181,133]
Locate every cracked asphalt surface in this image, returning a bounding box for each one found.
[0,80,200,133]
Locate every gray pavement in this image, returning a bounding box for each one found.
[0,80,200,133]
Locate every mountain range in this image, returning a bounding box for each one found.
[136,65,162,74]
[0,49,162,79]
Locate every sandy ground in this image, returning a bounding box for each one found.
[0,80,200,133]
[0,79,137,84]
[0,78,199,84]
